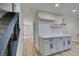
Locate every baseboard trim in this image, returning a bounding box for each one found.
[49,49,71,56]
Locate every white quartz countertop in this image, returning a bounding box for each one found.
[39,33,71,39]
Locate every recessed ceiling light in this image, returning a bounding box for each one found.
[55,4,60,7]
[72,9,76,12]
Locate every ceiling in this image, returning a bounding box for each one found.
[21,3,79,23]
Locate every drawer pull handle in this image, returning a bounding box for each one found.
[63,41,65,46]
[68,40,70,45]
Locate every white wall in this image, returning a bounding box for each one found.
[20,3,79,43]
[0,3,12,11]
[21,3,79,43]
[75,18,79,42]
[76,18,79,32]
[13,3,24,56]
[24,24,33,37]
[21,4,34,38]
[23,17,33,39]
[38,12,79,42]
[22,8,79,42]
[64,17,78,41]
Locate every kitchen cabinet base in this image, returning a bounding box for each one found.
[34,36,72,56]
[49,48,71,56]
[34,44,71,56]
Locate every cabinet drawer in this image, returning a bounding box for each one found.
[56,37,64,52]
[43,38,57,43]
[62,36,72,50]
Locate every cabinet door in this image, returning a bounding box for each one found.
[44,38,57,55]
[39,39,44,55]
[63,36,72,50]
[66,36,72,49]
[49,39,57,54]
[56,37,64,52]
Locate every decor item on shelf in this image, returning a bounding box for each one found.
[60,19,66,25]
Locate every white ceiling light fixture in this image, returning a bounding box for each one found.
[55,3,60,7]
[72,9,76,12]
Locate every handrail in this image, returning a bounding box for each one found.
[0,13,19,56]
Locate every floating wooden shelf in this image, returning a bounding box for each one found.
[50,24,63,28]
[39,18,55,22]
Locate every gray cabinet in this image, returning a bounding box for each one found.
[44,39,57,55]
[56,37,64,52]
[39,36,72,56]
[63,36,72,50]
